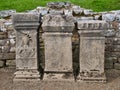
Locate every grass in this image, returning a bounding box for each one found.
[0,0,120,12]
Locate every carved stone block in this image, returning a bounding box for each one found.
[13,13,40,81]
[42,14,74,81]
[79,36,106,82]
[77,20,108,82]
[77,20,109,30]
[42,14,74,32]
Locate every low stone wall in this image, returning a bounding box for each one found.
[0,19,15,67]
[0,2,120,70]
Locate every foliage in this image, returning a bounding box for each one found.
[0,0,120,12]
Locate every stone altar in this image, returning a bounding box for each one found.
[77,20,108,82]
[13,13,40,81]
[42,14,75,81]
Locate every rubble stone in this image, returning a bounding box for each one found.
[0,10,16,18]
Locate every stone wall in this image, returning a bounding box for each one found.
[0,18,15,67]
[0,2,120,70]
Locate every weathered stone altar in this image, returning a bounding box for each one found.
[77,20,108,82]
[13,14,40,81]
[42,14,75,81]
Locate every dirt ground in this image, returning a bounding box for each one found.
[0,66,120,90]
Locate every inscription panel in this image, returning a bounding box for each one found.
[80,37,105,77]
[44,33,73,72]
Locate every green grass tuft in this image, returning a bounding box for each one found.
[0,0,120,12]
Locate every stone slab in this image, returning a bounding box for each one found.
[79,37,105,72]
[0,33,8,39]
[0,39,7,46]
[105,62,114,69]
[42,14,74,81]
[0,53,15,60]
[78,36,106,82]
[43,33,73,72]
[2,45,10,53]
[13,13,40,81]
[114,63,120,70]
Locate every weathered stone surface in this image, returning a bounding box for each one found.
[13,13,40,81]
[0,25,7,32]
[43,33,73,72]
[64,9,72,16]
[8,30,16,39]
[105,63,114,69]
[6,60,16,66]
[0,46,2,52]
[110,10,120,14]
[101,29,116,37]
[77,20,107,82]
[114,63,120,70]
[0,40,7,46]
[3,53,15,60]
[0,61,4,67]
[0,53,15,60]
[111,21,119,30]
[49,9,64,14]
[42,14,74,32]
[94,14,101,20]
[9,38,15,46]
[2,46,10,53]
[105,51,120,57]
[72,5,83,15]
[105,37,114,44]
[116,15,120,21]
[77,20,109,30]
[118,58,120,63]
[116,30,120,37]
[105,45,120,51]
[0,10,16,18]
[36,7,48,16]
[81,17,94,20]
[118,23,120,30]
[0,32,8,39]
[47,2,72,9]
[105,37,120,45]
[28,7,48,16]
[10,46,15,53]
[83,9,93,15]
[102,13,116,22]
[105,57,116,63]
[75,17,94,21]
[78,36,106,82]
[42,14,74,81]
[13,14,40,29]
